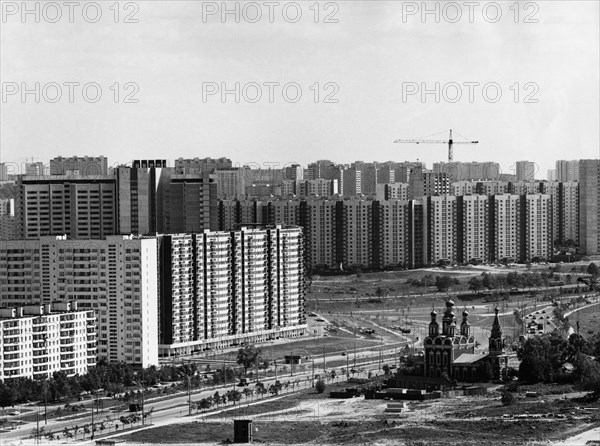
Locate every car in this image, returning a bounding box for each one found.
[341,352,346,356]
[237,378,249,387]
[8,410,20,416]
[308,312,317,317]
[315,318,325,322]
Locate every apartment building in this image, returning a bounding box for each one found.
[0,236,159,366]
[524,194,552,261]
[15,175,117,239]
[375,200,409,269]
[157,226,306,357]
[492,195,522,262]
[433,162,500,181]
[0,199,16,240]
[50,156,108,176]
[579,160,600,255]
[0,301,95,381]
[458,195,490,264]
[556,160,580,182]
[425,196,458,265]
[376,183,409,201]
[515,161,536,182]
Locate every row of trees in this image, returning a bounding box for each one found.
[0,360,202,409]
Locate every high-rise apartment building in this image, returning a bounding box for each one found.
[458,195,490,264]
[579,159,600,255]
[50,156,108,176]
[376,183,409,201]
[0,301,96,381]
[174,157,233,174]
[433,162,500,181]
[515,161,536,182]
[0,235,160,366]
[524,194,552,261]
[425,196,458,265]
[556,160,579,182]
[157,226,306,356]
[25,162,45,176]
[15,175,117,239]
[160,172,218,232]
[0,199,16,240]
[492,195,522,263]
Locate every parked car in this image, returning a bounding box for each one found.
[8,410,20,416]
[316,318,325,322]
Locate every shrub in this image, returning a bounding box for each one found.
[501,391,515,406]
[315,379,326,394]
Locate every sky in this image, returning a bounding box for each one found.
[1,0,599,178]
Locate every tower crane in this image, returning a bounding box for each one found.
[394,129,478,163]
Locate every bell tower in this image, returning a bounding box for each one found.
[488,307,504,357]
[460,309,471,337]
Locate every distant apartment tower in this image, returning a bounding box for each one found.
[579,160,600,255]
[556,160,579,182]
[157,226,306,356]
[0,301,96,381]
[215,168,245,198]
[25,162,45,176]
[492,195,521,263]
[458,195,490,264]
[409,166,450,199]
[376,183,409,201]
[515,161,536,182]
[298,179,338,197]
[425,196,458,265]
[433,162,500,181]
[284,164,304,181]
[159,172,218,232]
[15,174,117,239]
[523,194,552,261]
[174,157,233,174]
[0,163,8,181]
[0,236,160,366]
[50,156,108,176]
[116,160,167,235]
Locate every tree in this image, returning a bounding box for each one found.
[587,262,599,277]
[435,275,453,292]
[382,364,391,375]
[476,361,493,382]
[0,385,19,410]
[468,277,484,292]
[236,344,262,376]
[501,391,515,406]
[517,331,568,383]
[315,379,326,394]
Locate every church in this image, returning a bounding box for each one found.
[419,299,505,382]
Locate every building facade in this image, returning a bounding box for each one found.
[157,226,306,357]
[0,301,96,382]
[0,236,159,366]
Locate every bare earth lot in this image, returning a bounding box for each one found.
[121,381,600,446]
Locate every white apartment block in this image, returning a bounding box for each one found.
[307,200,338,269]
[460,195,489,264]
[343,200,374,269]
[426,196,458,265]
[377,200,409,268]
[0,301,95,382]
[158,226,306,357]
[524,194,552,261]
[0,236,159,367]
[493,195,521,262]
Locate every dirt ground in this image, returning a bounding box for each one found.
[121,381,600,446]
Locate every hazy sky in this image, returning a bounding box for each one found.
[1,1,599,177]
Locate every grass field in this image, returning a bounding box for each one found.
[568,302,600,335]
